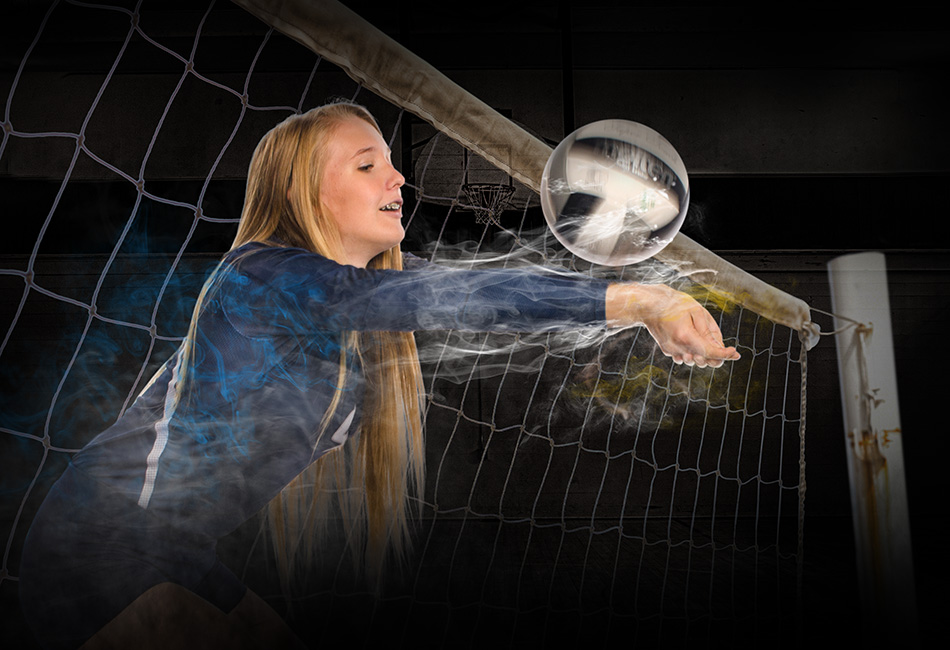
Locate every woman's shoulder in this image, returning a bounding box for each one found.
[223,240,339,278]
[226,239,304,262]
[226,243,433,276]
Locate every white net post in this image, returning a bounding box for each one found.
[827,252,918,646]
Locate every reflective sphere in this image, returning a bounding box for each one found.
[541,119,689,266]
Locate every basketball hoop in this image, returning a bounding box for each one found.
[462,183,514,227]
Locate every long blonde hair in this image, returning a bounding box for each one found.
[232,102,425,591]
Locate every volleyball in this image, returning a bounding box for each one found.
[541,119,689,266]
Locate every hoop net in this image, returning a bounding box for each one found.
[463,182,515,226]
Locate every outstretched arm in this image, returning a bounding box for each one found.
[606,283,740,368]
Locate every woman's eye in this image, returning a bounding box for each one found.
[358,163,374,172]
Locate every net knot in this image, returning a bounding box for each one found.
[799,321,821,351]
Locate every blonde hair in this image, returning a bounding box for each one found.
[232,102,425,591]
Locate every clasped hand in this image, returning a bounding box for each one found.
[605,283,741,368]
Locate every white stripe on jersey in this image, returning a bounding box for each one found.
[138,350,184,509]
[330,408,356,445]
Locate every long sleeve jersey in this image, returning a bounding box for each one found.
[70,242,609,541]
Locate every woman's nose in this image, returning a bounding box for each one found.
[390,166,405,188]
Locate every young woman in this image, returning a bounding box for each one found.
[19,102,739,650]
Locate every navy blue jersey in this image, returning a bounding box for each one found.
[69,242,609,540]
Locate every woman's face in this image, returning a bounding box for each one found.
[320,116,406,267]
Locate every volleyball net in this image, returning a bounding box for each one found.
[1,1,817,647]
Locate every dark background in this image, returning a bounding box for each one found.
[1,1,947,648]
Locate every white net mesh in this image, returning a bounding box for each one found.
[1,2,805,647]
